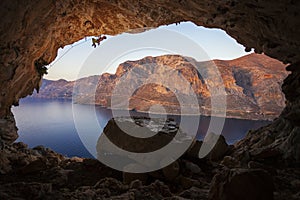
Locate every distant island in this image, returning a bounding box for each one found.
[30,53,288,120]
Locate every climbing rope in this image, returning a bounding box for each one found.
[46,35,107,69]
[46,38,90,69]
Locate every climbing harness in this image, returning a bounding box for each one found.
[92,35,107,48]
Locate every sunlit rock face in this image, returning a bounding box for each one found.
[30,54,287,120]
[0,0,299,149]
[232,62,300,164]
[94,54,287,120]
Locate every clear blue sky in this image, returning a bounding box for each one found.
[46,22,251,81]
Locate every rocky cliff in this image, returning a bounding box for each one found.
[32,53,287,120]
[1,0,300,199]
[0,0,300,144]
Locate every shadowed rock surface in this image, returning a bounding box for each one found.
[0,119,299,199]
[1,0,300,199]
[209,168,274,200]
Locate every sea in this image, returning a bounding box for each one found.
[12,99,271,158]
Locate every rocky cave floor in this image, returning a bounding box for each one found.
[0,119,300,200]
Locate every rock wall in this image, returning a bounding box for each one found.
[0,0,299,148]
[232,62,300,164]
[30,53,288,120]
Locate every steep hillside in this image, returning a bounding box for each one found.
[31,53,288,120]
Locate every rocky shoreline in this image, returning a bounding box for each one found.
[106,107,275,121]
[1,117,299,200]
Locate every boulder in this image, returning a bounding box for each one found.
[179,187,209,199]
[123,172,148,185]
[177,175,201,190]
[186,140,203,158]
[129,179,143,189]
[162,161,180,181]
[220,156,240,168]
[209,168,274,200]
[0,182,52,199]
[94,178,128,195]
[184,160,201,174]
[196,133,229,162]
[0,151,11,174]
[18,158,48,174]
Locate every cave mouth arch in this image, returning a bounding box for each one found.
[0,0,299,164]
[1,2,300,199]
[10,21,288,160]
[44,21,251,81]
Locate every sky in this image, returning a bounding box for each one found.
[45,22,252,81]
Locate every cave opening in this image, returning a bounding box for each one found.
[11,22,287,158]
[1,1,300,199]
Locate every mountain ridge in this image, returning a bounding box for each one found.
[30,53,288,120]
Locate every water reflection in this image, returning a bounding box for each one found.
[12,99,271,158]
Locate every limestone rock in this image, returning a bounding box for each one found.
[0,0,300,199]
[33,54,287,120]
[123,172,148,185]
[279,127,300,163]
[0,151,11,174]
[162,161,180,181]
[18,158,48,174]
[97,117,192,171]
[206,134,229,162]
[0,182,52,199]
[69,156,84,163]
[220,156,240,168]
[179,187,209,199]
[129,179,143,189]
[209,168,274,200]
[186,140,203,159]
[47,167,73,187]
[145,180,173,198]
[184,160,201,174]
[0,111,18,144]
[12,142,28,150]
[177,175,201,190]
[0,140,298,200]
[94,178,128,195]
[232,116,300,165]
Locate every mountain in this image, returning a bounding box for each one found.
[30,53,288,120]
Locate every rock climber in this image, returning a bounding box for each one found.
[92,35,107,48]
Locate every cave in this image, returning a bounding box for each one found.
[1,0,300,199]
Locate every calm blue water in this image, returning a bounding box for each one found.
[12,99,271,158]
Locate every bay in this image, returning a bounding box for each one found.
[12,99,271,158]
